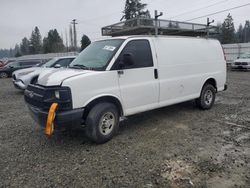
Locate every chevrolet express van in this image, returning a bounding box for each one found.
[24,36,227,143]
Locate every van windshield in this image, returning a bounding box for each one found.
[69,39,124,70]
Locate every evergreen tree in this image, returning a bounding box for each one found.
[221,14,235,44]
[80,34,91,51]
[121,0,148,21]
[243,20,250,43]
[236,24,244,43]
[43,29,65,53]
[14,44,21,57]
[213,22,223,42]
[20,37,30,55]
[29,26,42,54]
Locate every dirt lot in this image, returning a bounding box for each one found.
[0,71,249,188]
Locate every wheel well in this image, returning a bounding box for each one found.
[204,78,217,91]
[83,96,123,120]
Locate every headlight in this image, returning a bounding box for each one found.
[55,91,60,99]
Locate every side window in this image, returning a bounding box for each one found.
[113,40,153,70]
[55,58,73,67]
[20,61,37,66]
[9,62,20,67]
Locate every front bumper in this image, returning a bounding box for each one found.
[13,80,26,90]
[27,105,84,129]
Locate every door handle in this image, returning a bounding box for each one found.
[154,69,158,79]
[117,70,124,75]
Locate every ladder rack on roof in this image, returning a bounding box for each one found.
[101,18,218,37]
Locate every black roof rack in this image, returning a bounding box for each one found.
[102,18,218,37]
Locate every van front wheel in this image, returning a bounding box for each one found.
[196,84,216,110]
[85,102,119,144]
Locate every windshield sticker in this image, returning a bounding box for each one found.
[103,45,116,51]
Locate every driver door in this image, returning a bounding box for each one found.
[112,39,159,115]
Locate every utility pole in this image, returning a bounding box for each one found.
[206,17,214,38]
[154,10,163,37]
[65,29,69,52]
[71,19,78,50]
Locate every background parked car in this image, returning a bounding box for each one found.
[0,59,43,78]
[12,56,76,90]
[0,60,4,67]
[231,53,250,70]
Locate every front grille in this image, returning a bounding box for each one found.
[24,84,72,111]
[235,62,248,65]
[24,85,50,110]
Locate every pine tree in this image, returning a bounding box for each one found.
[221,14,235,44]
[14,44,21,57]
[213,22,223,42]
[80,35,91,51]
[29,26,42,54]
[243,20,250,43]
[43,29,65,53]
[121,0,148,21]
[236,24,244,43]
[20,37,30,55]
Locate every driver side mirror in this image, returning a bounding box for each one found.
[54,64,61,68]
[118,53,134,69]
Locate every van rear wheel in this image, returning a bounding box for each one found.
[85,102,119,144]
[196,84,216,110]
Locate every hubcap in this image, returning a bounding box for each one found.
[0,73,8,78]
[99,112,115,136]
[204,90,213,105]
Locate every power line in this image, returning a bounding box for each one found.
[168,0,230,19]
[184,3,250,21]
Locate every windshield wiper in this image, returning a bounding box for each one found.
[70,64,92,70]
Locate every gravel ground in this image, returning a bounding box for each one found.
[0,71,250,188]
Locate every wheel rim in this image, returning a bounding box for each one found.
[0,72,8,78]
[98,112,115,136]
[204,89,213,105]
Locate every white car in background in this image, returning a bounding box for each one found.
[231,53,250,70]
[12,56,76,90]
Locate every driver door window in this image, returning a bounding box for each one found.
[113,40,153,70]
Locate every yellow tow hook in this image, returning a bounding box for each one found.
[45,103,58,136]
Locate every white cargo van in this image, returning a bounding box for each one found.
[24,36,227,143]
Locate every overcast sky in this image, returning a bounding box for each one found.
[0,0,249,49]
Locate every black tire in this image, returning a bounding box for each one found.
[85,102,119,144]
[0,72,8,78]
[196,84,216,110]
